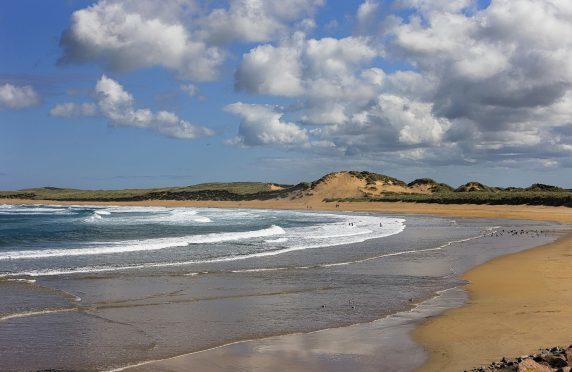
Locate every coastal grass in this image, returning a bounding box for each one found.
[326,190,572,207]
[3,188,572,207]
[0,182,288,201]
[2,170,571,208]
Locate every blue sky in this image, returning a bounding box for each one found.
[1,0,571,189]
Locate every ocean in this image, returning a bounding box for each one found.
[0,203,563,371]
[0,204,406,276]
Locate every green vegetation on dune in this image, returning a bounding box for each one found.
[347,171,406,186]
[454,181,496,193]
[13,187,154,200]
[309,170,405,190]
[326,190,572,207]
[1,171,571,208]
[174,182,287,195]
[525,183,565,192]
[0,182,293,202]
[407,178,454,193]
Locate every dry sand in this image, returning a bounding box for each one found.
[4,198,572,371]
[414,230,572,371]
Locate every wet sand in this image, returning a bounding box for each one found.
[414,231,572,371]
[4,198,572,371]
[119,231,571,372]
[121,289,469,372]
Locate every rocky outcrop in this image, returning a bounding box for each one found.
[470,345,572,371]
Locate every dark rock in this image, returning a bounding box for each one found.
[534,355,546,363]
[566,347,572,365]
[545,355,568,368]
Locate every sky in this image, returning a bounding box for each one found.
[1,0,571,190]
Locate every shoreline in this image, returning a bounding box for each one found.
[413,229,572,371]
[4,198,572,371]
[4,198,572,224]
[115,287,469,372]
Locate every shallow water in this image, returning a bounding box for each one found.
[126,288,469,372]
[0,204,564,371]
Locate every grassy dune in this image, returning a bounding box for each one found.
[327,190,572,207]
[2,171,571,207]
[0,182,295,202]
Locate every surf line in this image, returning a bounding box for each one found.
[0,308,77,322]
[230,230,497,274]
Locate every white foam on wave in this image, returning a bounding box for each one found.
[169,210,211,223]
[0,308,77,322]
[0,227,479,279]
[84,207,212,224]
[0,206,410,277]
[0,225,286,261]
[96,206,172,214]
[264,237,288,243]
[320,232,488,268]
[83,213,103,223]
[220,230,495,275]
[231,267,289,273]
[0,206,75,215]
[0,219,407,277]
[273,216,405,251]
[4,278,36,284]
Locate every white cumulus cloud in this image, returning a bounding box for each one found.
[180,83,199,97]
[0,84,39,109]
[225,102,308,146]
[235,35,305,97]
[59,0,324,81]
[201,0,324,44]
[235,33,379,126]
[55,0,572,170]
[356,0,379,33]
[59,0,224,80]
[51,76,213,140]
[228,0,572,169]
[50,103,97,117]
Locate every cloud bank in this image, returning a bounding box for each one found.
[56,0,572,169]
[59,0,323,80]
[228,0,572,168]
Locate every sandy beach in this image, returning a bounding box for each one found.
[3,198,572,371]
[414,231,572,371]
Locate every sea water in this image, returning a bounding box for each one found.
[0,203,563,371]
[0,204,406,276]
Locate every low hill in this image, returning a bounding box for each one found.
[1,182,294,202]
[455,182,495,193]
[407,178,454,193]
[1,170,571,207]
[287,171,439,201]
[525,183,564,192]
